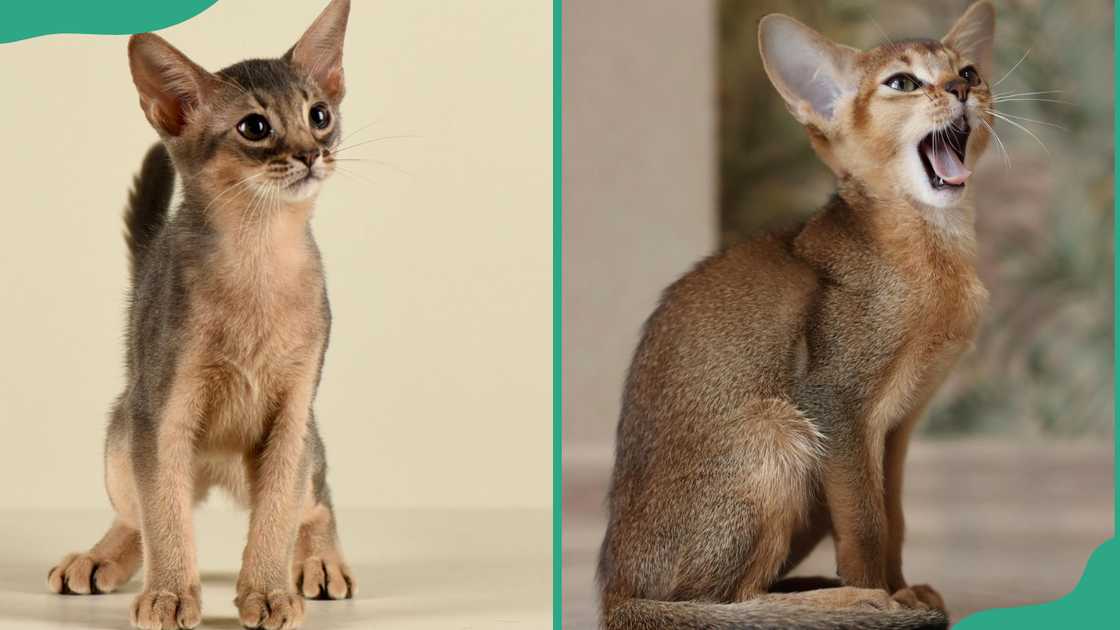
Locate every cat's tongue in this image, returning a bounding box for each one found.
[923,141,971,186]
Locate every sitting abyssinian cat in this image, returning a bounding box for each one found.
[599,2,995,629]
[47,1,355,628]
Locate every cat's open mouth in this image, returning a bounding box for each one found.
[917,116,971,191]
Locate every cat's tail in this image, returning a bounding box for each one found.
[604,598,949,630]
[123,142,174,278]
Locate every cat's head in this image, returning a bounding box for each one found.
[127,0,350,207]
[759,1,995,210]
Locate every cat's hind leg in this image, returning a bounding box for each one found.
[292,425,354,601]
[293,499,355,600]
[48,521,142,595]
[730,398,828,600]
[48,415,143,595]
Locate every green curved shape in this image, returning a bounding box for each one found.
[0,0,219,44]
[955,538,1118,629]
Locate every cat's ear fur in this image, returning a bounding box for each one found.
[128,33,218,137]
[285,0,350,102]
[758,14,859,130]
[943,1,996,78]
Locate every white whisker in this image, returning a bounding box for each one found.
[869,16,895,47]
[988,111,1051,155]
[992,48,1030,88]
[992,89,1064,99]
[236,184,266,245]
[329,157,413,177]
[201,172,266,218]
[992,97,1075,106]
[332,119,384,150]
[332,134,421,155]
[331,165,379,188]
[977,116,1011,169]
[212,73,248,95]
[984,109,1068,132]
[945,127,962,154]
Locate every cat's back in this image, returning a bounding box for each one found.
[621,228,818,428]
[125,219,197,378]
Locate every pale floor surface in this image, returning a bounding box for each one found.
[563,440,1114,628]
[0,508,551,630]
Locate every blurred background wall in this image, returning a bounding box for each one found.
[562,0,717,449]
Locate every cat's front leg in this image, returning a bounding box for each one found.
[884,418,946,612]
[794,378,891,593]
[236,390,314,630]
[130,392,203,630]
[822,435,890,590]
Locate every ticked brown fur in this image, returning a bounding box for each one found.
[599,3,996,629]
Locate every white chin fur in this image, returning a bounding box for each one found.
[279,177,322,202]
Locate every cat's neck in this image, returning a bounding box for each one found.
[180,185,321,292]
[835,177,979,259]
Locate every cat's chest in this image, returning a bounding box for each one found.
[898,255,988,350]
[186,273,326,450]
[866,266,988,428]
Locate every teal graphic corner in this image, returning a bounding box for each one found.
[1,1,218,44]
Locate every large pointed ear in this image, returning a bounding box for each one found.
[128,33,217,137]
[758,14,859,129]
[942,1,996,78]
[285,0,350,102]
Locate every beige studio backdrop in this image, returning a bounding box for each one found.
[0,2,551,628]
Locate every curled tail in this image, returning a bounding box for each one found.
[123,142,174,278]
[606,599,948,630]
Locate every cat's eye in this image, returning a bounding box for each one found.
[236,114,272,141]
[959,66,981,87]
[884,73,922,92]
[309,103,331,130]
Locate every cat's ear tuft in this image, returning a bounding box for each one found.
[942,1,996,77]
[758,14,859,128]
[128,33,216,137]
[286,0,350,102]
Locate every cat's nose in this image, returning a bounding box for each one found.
[943,78,970,103]
[293,149,321,168]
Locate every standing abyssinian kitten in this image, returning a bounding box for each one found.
[599,3,995,629]
[46,1,355,629]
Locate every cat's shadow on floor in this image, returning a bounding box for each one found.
[0,568,270,630]
[0,565,134,630]
[0,557,542,629]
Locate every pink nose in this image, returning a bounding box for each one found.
[294,149,320,168]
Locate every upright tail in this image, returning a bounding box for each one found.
[123,142,174,278]
[606,599,949,630]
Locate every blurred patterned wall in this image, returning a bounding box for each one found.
[719,0,1114,435]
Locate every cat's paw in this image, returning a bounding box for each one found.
[236,589,305,630]
[47,552,129,595]
[840,587,904,611]
[892,583,946,612]
[295,556,355,599]
[130,587,202,630]
[796,586,902,611]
